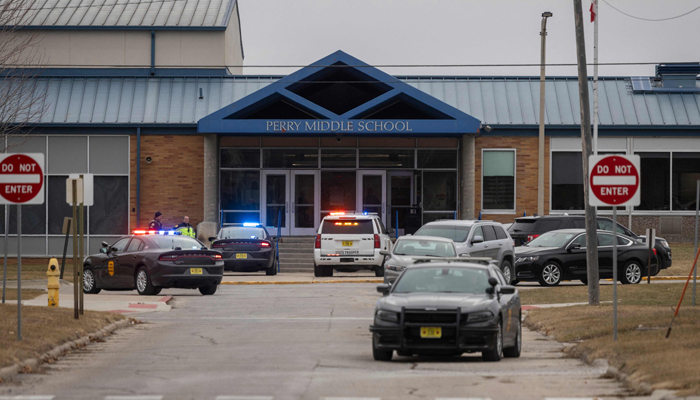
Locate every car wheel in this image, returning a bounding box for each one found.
[325,266,334,277]
[135,266,157,296]
[482,319,503,362]
[375,266,384,277]
[538,262,563,287]
[621,261,642,284]
[372,333,393,361]
[314,263,324,278]
[152,287,162,296]
[503,313,522,358]
[199,284,217,295]
[82,267,101,294]
[501,260,514,285]
[266,260,278,276]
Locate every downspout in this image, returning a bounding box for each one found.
[136,127,141,227]
[150,30,155,76]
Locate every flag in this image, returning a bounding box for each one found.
[590,0,597,22]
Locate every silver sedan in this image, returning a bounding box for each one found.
[381,236,458,284]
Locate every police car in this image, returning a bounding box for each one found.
[209,223,278,275]
[82,230,224,296]
[313,212,393,277]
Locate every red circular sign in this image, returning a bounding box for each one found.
[0,154,44,203]
[590,156,639,205]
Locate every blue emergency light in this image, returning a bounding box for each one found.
[243,222,259,227]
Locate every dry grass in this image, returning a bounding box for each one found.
[520,282,695,306]
[526,304,700,396]
[1,289,45,301]
[2,260,76,282]
[660,242,698,277]
[0,304,125,369]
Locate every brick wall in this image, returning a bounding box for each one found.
[130,135,205,230]
[475,136,550,224]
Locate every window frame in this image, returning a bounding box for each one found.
[481,148,516,214]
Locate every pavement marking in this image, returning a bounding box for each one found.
[103,396,163,400]
[215,396,274,400]
[0,397,56,400]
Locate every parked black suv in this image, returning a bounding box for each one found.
[507,215,672,273]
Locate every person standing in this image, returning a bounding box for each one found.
[175,215,196,238]
[148,211,164,231]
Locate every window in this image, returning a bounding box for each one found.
[48,176,86,234]
[482,150,515,210]
[598,233,614,246]
[636,152,670,210]
[126,238,143,253]
[482,225,497,241]
[359,149,414,169]
[321,149,356,168]
[413,225,471,242]
[221,171,260,211]
[571,234,586,248]
[418,150,457,168]
[472,226,484,240]
[571,219,586,229]
[423,171,456,210]
[394,238,456,257]
[110,238,130,253]
[320,219,374,234]
[552,152,584,210]
[90,176,128,235]
[672,152,700,211]
[597,219,627,234]
[494,226,508,239]
[221,149,260,168]
[536,220,561,233]
[618,236,632,245]
[263,149,318,168]
[321,171,356,212]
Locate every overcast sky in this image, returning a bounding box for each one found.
[237,0,699,77]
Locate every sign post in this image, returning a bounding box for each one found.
[590,154,641,342]
[0,153,46,341]
[646,228,656,284]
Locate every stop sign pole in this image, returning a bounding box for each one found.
[590,154,641,341]
[0,153,45,341]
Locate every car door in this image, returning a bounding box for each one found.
[562,234,588,278]
[121,238,145,287]
[468,225,489,258]
[97,237,131,289]
[493,225,513,265]
[597,233,615,278]
[481,225,501,261]
[492,268,517,344]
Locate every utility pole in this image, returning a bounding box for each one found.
[537,12,552,217]
[573,0,600,306]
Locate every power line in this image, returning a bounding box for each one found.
[602,0,700,21]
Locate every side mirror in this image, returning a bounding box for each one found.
[472,235,484,244]
[488,277,498,287]
[500,285,516,295]
[376,283,391,295]
[208,237,216,242]
[99,247,108,254]
[380,250,391,256]
[568,244,581,251]
[101,241,109,248]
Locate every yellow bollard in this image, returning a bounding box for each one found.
[47,258,60,307]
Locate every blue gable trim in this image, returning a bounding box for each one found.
[198,51,481,136]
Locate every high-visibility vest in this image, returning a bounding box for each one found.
[177,226,196,238]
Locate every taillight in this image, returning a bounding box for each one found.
[527,234,539,242]
[258,241,271,248]
[374,234,380,249]
[211,254,222,260]
[653,248,657,256]
[212,242,226,248]
[159,254,177,261]
[315,234,321,249]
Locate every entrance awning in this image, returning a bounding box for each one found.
[198,51,481,137]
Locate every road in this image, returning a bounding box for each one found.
[1,283,637,400]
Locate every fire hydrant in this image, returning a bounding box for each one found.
[47,258,60,307]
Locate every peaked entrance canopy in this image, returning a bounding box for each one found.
[198,51,481,137]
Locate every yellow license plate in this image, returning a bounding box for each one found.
[190,268,203,275]
[236,253,247,259]
[420,327,442,339]
[342,241,353,247]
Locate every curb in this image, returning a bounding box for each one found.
[0,318,136,383]
[221,279,383,285]
[602,276,687,281]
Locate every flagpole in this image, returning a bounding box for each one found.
[593,0,599,156]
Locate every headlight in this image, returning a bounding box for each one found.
[376,310,399,323]
[659,239,670,249]
[516,256,539,263]
[466,310,494,323]
[386,264,405,272]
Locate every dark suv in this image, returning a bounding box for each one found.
[507,215,672,272]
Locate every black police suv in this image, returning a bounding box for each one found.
[507,215,671,273]
[209,224,278,275]
[514,229,657,286]
[83,232,224,296]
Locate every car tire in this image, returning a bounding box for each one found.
[372,333,393,361]
[325,266,334,277]
[621,261,643,284]
[501,260,514,285]
[152,287,162,296]
[82,267,101,294]
[396,350,412,357]
[503,313,522,358]
[266,260,278,276]
[314,263,324,278]
[538,262,563,287]
[482,319,503,362]
[135,266,157,296]
[199,284,217,295]
[375,266,384,277]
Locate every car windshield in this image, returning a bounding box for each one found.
[149,236,204,250]
[413,225,471,242]
[393,239,456,257]
[220,227,267,239]
[525,231,577,248]
[393,267,491,294]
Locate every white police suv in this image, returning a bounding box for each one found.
[313,212,393,277]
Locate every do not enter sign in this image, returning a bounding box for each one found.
[0,153,45,205]
[589,154,640,207]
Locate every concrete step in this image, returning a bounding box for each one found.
[280,262,315,269]
[279,237,316,244]
[279,254,314,260]
[277,248,315,254]
[278,242,314,248]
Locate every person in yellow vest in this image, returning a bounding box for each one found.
[175,216,196,238]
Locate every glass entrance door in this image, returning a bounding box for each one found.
[291,171,319,236]
[388,171,414,236]
[262,170,290,236]
[357,170,386,223]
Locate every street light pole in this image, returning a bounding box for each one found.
[537,12,552,217]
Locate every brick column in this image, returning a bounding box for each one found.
[460,134,475,220]
[198,133,219,245]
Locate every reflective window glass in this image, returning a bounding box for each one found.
[48,176,86,234]
[221,149,260,168]
[321,149,356,168]
[423,171,456,210]
[417,150,457,169]
[552,152,584,210]
[359,150,414,168]
[483,150,515,210]
[636,152,670,211]
[672,152,700,211]
[321,171,356,212]
[263,149,318,168]
[90,176,128,235]
[220,171,260,210]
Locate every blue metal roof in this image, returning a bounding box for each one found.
[7,0,237,29]
[7,75,700,127]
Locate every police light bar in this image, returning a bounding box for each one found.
[133,230,181,235]
[330,211,346,216]
[243,222,260,227]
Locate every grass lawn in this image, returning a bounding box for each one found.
[2,260,76,282]
[525,282,700,396]
[659,242,698,277]
[0,304,126,369]
[1,289,45,301]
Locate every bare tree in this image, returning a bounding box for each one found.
[0,0,47,152]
